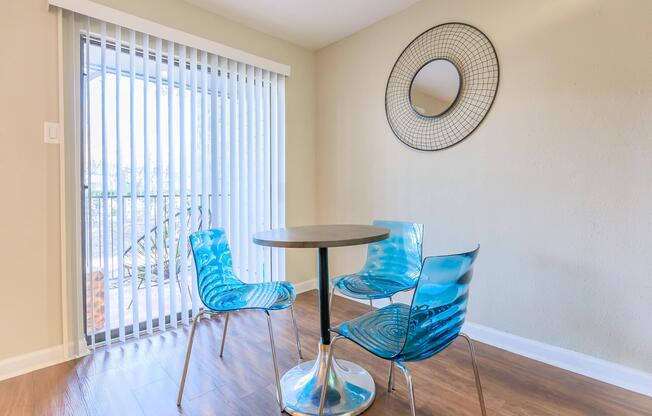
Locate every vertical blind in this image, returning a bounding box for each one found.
[79,15,286,347]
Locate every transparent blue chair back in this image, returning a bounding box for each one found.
[189,228,296,312]
[189,229,246,305]
[398,247,479,362]
[361,220,423,281]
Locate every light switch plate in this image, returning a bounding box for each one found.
[44,122,59,144]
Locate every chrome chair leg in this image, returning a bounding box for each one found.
[329,285,336,315]
[387,361,396,392]
[459,333,488,416]
[387,296,397,392]
[318,335,343,416]
[177,311,209,406]
[290,305,304,359]
[219,312,230,357]
[369,299,373,311]
[265,311,284,413]
[396,362,416,416]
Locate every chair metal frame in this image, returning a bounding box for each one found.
[320,248,487,416]
[176,229,303,412]
[318,333,486,416]
[177,307,301,412]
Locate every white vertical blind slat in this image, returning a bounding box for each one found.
[270,73,279,282]
[255,67,264,281]
[167,40,178,329]
[115,25,126,343]
[228,59,239,275]
[142,33,154,335]
[200,51,209,231]
[219,56,229,234]
[189,48,200,318]
[155,37,166,332]
[178,45,189,325]
[210,55,220,231]
[100,21,112,345]
[237,62,248,281]
[262,70,271,282]
[84,16,96,348]
[277,75,286,279]
[128,28,139,339]
[246,65,256,280]
[177,46,188,325]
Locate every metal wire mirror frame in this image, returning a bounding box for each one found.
[385,22,499,151]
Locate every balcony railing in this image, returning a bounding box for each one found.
[83,193,218,335]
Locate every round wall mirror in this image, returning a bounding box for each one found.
[409,59,461,117]
[385,23,499,150]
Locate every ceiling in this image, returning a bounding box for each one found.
[183,0,421,50]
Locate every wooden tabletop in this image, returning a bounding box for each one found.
[252,224,389,248]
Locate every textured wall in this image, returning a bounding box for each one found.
[316,0,652,372]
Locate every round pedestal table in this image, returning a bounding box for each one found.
[253,225,389,416]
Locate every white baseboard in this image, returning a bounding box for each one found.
[0,345,65,381]
[462,322,652,397]
[293,278,317,294]
[293,280,652,398]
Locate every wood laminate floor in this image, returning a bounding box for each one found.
[1,290,650,416]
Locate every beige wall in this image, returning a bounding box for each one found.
[0,0,63,362]
[316,0,652,372]
[0,0,316,361]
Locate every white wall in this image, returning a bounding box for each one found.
[316,0,652,372]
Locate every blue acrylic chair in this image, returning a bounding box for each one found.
[330,220,423,312]
[177,229,303,411]
[319,246,486,416]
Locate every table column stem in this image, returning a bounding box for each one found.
[318,247,330,345]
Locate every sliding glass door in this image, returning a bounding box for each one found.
[79,20,285,347]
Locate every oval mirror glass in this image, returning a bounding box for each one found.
[410,59,461,117]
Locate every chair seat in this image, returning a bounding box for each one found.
[202,281,296,312]
[332,303,410,360]
[333,273,417,300]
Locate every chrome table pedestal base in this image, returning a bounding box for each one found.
[281,344,375,416]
